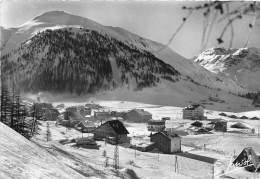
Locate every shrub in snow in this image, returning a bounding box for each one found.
[126,160,136,167]
[103,150,107,157]
[120,168,139,179]
[190,121,203,127]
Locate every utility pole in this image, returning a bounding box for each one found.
[82,128,83,138]
[46,122,50,142]
[113,134,119,173]
[175,156,178,173]
[135,144,136,158]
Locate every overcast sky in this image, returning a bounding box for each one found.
[1,0,260,58]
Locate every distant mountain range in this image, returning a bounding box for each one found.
[195,47,260,91]
[1,11,257,99]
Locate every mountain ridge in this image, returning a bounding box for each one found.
[1,11,248,98]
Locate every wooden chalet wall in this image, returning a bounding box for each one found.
[93,123,116,140]
[150,133,171,153]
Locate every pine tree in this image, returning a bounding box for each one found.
[1,85,11,124]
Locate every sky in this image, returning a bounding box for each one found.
[1,0,260,58]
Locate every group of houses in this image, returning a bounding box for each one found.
[93,119,182,154]
[57,103,183,154]
[59,102,229,154]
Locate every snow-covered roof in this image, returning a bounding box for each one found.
[183,104,205,110]
[150,131,181,140]
[78,121,95,128]
[130,109,152,116]
[96,120,129,135]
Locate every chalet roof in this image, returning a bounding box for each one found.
[130,109,152,116]
[94,111,110,115]
[240,116,248,119]
[84,103,102,109]
[150,131,181,140]
[219,112,227,116]
[78,121,95,128]
[207,119,228,123]
[183,104,205,110]
[250,116,259,120]
[99,120,129,135]
[79,107,91,111]
[73,137,97,145]
[148,120,165,125]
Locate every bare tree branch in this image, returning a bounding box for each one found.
[202,9,218,52]
[226,3,234,48]
[159,10,193,51]
[244,7,258,47]
[201,9,210,51]
[159,1,260,52]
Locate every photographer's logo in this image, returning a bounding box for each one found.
[209,147,260,178]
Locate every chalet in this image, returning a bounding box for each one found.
[75,120,96,133]
[240,116,248,119]
[147,120,165,132]
[150,131,181,154]
[111,111,127,119]
[66,107,77,113]
[182,104,205,120]
[94,111,111,121]
[79,107,92,117]
[55,104,65,108]
[64,107,84,121]
[229,115,238,119]
[250,117,260,120]
[131,142,156,152]
[85,103,103,110]
[186,127,211,135]
[219,112,227,117]
[126,109,152,122]
[93,120,130,144]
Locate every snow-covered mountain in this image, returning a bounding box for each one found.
[195,47,260,91]
[1,11,247,97]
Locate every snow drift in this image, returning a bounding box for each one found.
[0,122,85,179]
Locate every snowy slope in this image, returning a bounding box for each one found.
[1,10,247,95]
[0,122,87,179]
[195,47,260,91]
[0,26,18,50]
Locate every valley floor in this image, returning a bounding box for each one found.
[31,101,260,179]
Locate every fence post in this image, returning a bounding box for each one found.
[175,156,178,173]
[212,165,214,179]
